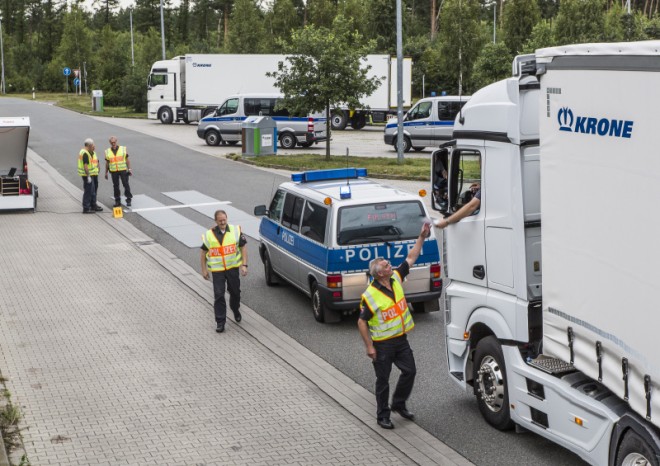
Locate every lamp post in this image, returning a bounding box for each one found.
[0,16,6,95]
[130,7,135,66]
[395,0,404,163]
[160,0,166,60]
[492,1,497,43]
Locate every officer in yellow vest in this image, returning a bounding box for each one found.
[358,222,431,429]
[77,138,103,213]
[200,210,248,333]
[104,136,133,208]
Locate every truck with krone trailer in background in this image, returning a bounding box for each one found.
[146,54,412,130]
[432,41,660,465]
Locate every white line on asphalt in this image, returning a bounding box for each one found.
[130,201,231,213]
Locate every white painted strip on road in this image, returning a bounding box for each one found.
[163,191,261,240]
[129,200,231,213]
[130,194,207,248]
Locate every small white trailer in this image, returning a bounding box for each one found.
[0,117,36,212]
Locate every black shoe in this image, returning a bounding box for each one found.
[216,324,225,333]
[83,209,94,214]
[126,199,131,207]
[94,205,103,212]
[377,418,394,429]
[392,407,415,420]
[234,311,242,323]
[113,202,121,208]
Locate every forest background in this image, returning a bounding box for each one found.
[1,0,660,112]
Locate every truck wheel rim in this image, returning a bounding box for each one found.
[477,355,505,413]
[621,453,650,466]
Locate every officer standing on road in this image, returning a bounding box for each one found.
[104,136,133,208]
[200,210,248,333]
[357,222,431,429]
[78,138,103,213]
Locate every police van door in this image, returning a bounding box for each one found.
[279,192,306,289]
[404,100,434,148]
[216,97,241,143]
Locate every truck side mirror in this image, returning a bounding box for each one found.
[254,205,268,216]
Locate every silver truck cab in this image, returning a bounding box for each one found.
[197,93,327,149]
[253,168,442,323]
[384,95,470,152]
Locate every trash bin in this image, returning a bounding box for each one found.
[92,90,104,112]
[241,116,277,156]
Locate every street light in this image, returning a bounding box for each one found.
[160,0,166,60]
[130,7,135,66]
[0,16,6,95]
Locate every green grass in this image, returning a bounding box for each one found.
[3,93,146,119]
[231,154,431,180]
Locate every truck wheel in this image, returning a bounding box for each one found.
[205,130,221,146]
[473,336,514,430]
[279,132,297,149]
[351,114,367,130]
[263,251,278,286]
[158,107,173,124]
[616,430,659,466]
[331,110,348,131]
[393,136,412,153]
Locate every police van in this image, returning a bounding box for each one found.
[253,168,442,323]
[196,93,327,149]
[384,95,470,152]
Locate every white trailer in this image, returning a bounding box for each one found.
[0,117,37,212]
[432,41,660,465]
[146,54,412,130]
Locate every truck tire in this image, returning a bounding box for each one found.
[616,430,659,466]
[473,336,514,431]
[158,107,173,124]
[263,251,279,286]
[351,113,367,130]
[205,130,221,146]
[279,132,297,149]
[393,136,412,153]
[331,110,348,131]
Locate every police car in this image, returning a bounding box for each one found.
[253,168,442,323]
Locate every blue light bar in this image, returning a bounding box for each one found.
[291,168,367,183]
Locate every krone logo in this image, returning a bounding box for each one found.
[556,106,633,139]
[558,107,574,132]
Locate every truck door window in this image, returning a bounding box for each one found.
[301,201,328,243]
[281,194,305,232]
[149,74,167,86]
[218,98,239,116]
[449,150,481,213]
[268,189,286,222]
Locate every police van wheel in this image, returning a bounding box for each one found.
[393,136,412,153]
[205,130,221,146]
[280,133,297,149]
[263,252,278,286]
[311,283,326,322]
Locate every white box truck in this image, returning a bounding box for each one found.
[0,117,37,212]
[432,41,660,465]
[146,54,412,130]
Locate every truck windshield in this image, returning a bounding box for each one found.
[337,201,425,245]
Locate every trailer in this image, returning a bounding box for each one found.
[146,54,412,130]
[0,117,36,212]
[432,41,660,465]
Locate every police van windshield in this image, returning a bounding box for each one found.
[337,201,425,245]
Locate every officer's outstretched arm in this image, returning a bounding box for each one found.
[405,223,431,267]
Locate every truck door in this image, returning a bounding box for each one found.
[404,100,434,148]
[445,146,487,286]
[147,69,176,107]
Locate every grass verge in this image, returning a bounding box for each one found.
[4,93,145,119]
[0,375,29,466]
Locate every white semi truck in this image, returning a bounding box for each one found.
[432,41,660,465]
[146,54,412,129]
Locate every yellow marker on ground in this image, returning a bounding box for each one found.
[113,206,123,218]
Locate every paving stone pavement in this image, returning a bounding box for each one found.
[0,150,471,466]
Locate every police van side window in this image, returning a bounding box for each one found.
[245,98,278,116]
[218,98,239,116]
[281,194,305,232]
[301,201,328,243]
[438,101,467,120]
[268,189,286,222]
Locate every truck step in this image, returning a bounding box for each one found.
[528,355,575,375]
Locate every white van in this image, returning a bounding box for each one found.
[0,117,37,212]
[253,168,443,323]
[196,93,327,149]
[384,95,470,152]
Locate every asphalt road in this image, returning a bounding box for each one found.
[1,98,585,466]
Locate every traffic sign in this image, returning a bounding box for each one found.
[63,67,71,76]
[73,78,80,87]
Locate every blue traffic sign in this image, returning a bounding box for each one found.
[63,67,71,76]
[73,78,80,86]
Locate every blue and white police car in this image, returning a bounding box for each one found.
[253,168,443,323]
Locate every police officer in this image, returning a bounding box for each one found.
[200,210,248,333]
[357,222,431,429]
[104,136,133,207]
[78,138,103,213]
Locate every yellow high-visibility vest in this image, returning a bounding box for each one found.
[105,146,128,172]
[78,149,99,176]
[362,271,414,341]
[203,225,243,272]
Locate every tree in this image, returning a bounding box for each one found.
[226,0,266,52]
[268,15,381,160]
[553,0,606,44]
[521,19,555,53]
[471,41,512,90]
[502,0,541,55]
[306,0,337,28]
[265,0,301,49]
